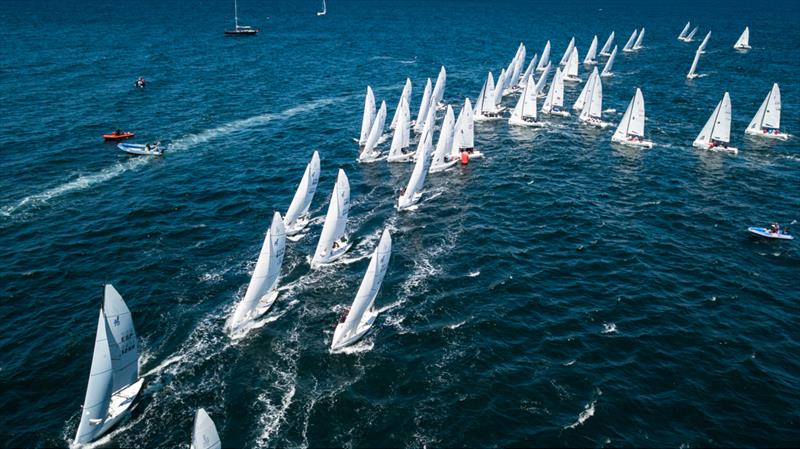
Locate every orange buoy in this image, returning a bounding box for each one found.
[460,151,469,165]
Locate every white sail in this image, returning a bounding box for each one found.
[191,409,222,449]
[414,78,433,133]
[564,47,579,78]
[312,169,350,266]
[601,45,617,77]
[694,92,732,146]
[390,78,412,129]
[536,40,551,72]
[473,73,490,116]
[399,128,433,210]
[360,101,386,160]
[542,67,564,112]
[622,29,638,52]
[698,31,711,53]
[431,106,455,170]
[573,67,599,110]
[633,27,645,49]
[451,98,474,157]
[509,44,526,89]
[358,86,375,145]
[678,22,690,40]
[284,151,320,234]
[517,54,538,88]
[229,212,286,329]
[686,26,698,41]
[534,62,551,95]
[75,310,114,445]
[600,31,615,55]
[584,35,598,64]
[580,72,603,121]
[747,83,781,132]
[331,228,392,350]
[510,74,538,123]
[734,26,750,49]
[613,88,646,140]
[687,48,701,78]
[431,66,447,107]
[492,68,507,110]
[559,37,575,65]
[388,104,411,161]
[103,284,138,392]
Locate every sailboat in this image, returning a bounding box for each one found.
[534,62,551,97]
[284,151,321,238]
[559,37,575,66]
[390,78,412,130]
[678,22,691,41]
[573,67,599,111]
[600,45,617,77]
[490,68,508,113]
[358,86,376,147]
[745,83,787,140]
[693,92,738,153]
[330,228,392,351]
[509,74,543,127]
[474,71,502,120]
[431,66,447,109]
[562,47,581,83]
[224,0,259,36]
[681,26,699,43]
[584,35,599,64]
[359,101,386,162]
[73,285,144,445]
[430,106,457,172]
[536,41,551,72]
[698,31,711,53]
[599,31,615,56]
[311,169,351,267]
[450,98,481,159]
[516,53,538,90]
[632,28,645,50]
[686,48,702,79]
[316,0,327,16]
[622,29,638,52]
[397,126,433,211]
[578,70,609,128]
[387,100,414,162]
[541,67,570,117]
[227,211,286,335]
[612,88,654,148]
[191,409,222,449]
[734,27,751,50]
[413,78,433,133]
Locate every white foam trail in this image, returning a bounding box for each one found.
[329,338,374,354]
[565,400,596,429]
[467,271,480,277]
[3,97,342,219]
[1,158,148,217]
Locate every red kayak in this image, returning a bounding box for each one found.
[103,132,135,141]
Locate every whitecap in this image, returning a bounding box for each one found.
[565,400,596,429]
[602,323,617,334]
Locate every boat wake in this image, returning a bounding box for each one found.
[254,323,301,447]
[1,158,149,219]
[564,400,596,429]
[2,97,344,220]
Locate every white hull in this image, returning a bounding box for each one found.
[686,73,699,80]
[358,150,381,163]
[85,379,144,444]
[285,214,310,237]
[397,192,423,211]
[541,109,570,118]
[745,128,789,141]
[311,240,352,267]
[463,149,485,159]
[429,159,457,173]
[387,150,416,162]
[580,117,610,128]
[612,135,654,149]
[331,309,377,351]
[694,142,738,154]
[734,44,751,50]
[253,290,279,317]
[563,75,582,83]
[509,116,546,127]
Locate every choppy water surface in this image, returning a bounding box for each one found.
[1,0,799,447]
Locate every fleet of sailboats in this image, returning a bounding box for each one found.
[67,23,789,447]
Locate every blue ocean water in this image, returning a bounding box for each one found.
[1,0,799,447]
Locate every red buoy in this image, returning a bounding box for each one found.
[460,151,469,165]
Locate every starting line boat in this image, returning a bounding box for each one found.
[117,143,163,156]
[748,227,793,240]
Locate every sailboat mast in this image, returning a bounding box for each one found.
[234,0,239,28]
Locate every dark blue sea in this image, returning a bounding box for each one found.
[1,0,799,447]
